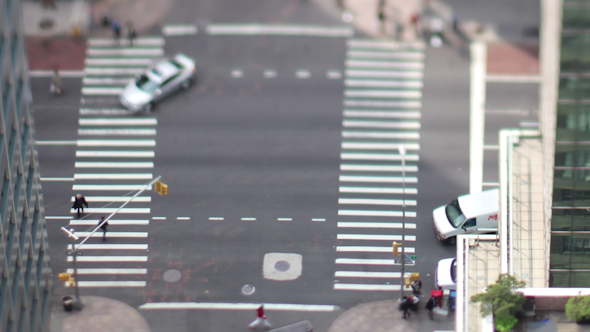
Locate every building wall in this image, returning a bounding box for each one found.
[0,0,53,330]
[550,1,590,287]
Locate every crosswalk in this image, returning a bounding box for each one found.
[65,36,165,288]
[334,39,424,292]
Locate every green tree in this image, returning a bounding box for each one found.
[566,296,590,322]
[471,274,526,331]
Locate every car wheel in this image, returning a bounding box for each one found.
[181,79,191,90]
[144,102,155,112]
[445,237,456,245]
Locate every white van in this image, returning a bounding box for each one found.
[432,189,499,245]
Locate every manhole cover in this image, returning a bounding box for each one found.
[163,269,182,283]
[39,19,55,30]
[275,260,291,272]
[242,284,255,296]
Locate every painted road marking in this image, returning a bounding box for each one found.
[69,219,149,226]
[486,75,541,83]
[344,90,422,99]
[334,284,401,291]
[343,110,421,119]
[342,131,420,139]
[336,246,415,253]
[177,217,190,220]
[340,153,419,161]
[346,70,423,79]
[83,78,132,85]
[207,24,353,37]
[338,198,417,206]
[139,302,340,312]
[73,232,148,238]
[67,256,148,262]
[335,258,402,265]
[347,39,425,50]
[347,50,424,60]
[337,222,417,229]
[343,120,420,129]
[41,177,74,181]
[152,217,166,220]
[71,196,151,202]
[337,234,416,241]
[72,185,153,191]
[339,175,417,183]
[79,118,157,126]
[46,216,73,220]
[341,164,418,172]
[77,140,155,147]
[79,108,132,115]
[335,271,402,278]
[88,37,164,46]
[85,58,154,66]
[65,281,146,287]
[345,80,422,88]
[241,217,256,221]
[346,60,423,70]
[85,68,144,76]
[76,151,155,158]
[339,187,417,194]
[82,87,124,95]
[342,142,420,150]
[231,69,243,78]
[338,210,417,217]
[68,244,148,250]
[327,71,342,79]
[87,48,164,56]
[74,173,153,180]
[74,161,154,168]
[277,218,292,221]
[67,268,148,274]
[344,100,421,108]
[296,70,311,79]
[264,70,277,78]
[29,70,84,77]
[162,24,198,36]
[70,208,150,214]
[79,129,156,136]
[312,218,326,222]
[209,217,224,221]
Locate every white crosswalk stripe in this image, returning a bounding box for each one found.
[334,39,424,291]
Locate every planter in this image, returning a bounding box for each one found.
[577,317,590,325]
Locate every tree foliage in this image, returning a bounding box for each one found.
[566,296,590,322]
[470,274,526,330]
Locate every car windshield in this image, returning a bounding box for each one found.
[135,74,159,93]
[445,199,466,228]
[451,259,457,283]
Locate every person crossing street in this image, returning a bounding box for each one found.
[98,216,108,241]
[72,194,88,218]
[248,305,272,329]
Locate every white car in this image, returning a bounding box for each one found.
[435,258,457,290]
[120,53,196,112]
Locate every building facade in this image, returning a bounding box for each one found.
[0,0,53,330]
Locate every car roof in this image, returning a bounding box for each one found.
[146,59,181,83]
[457,189,499,219]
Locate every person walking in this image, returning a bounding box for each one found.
[50,70,61,95]
[377,5,386,33]
[72,194,88,218]
[411,279,422,296]
[400,296,412,319]
[112,20,121,44]
[126,22,137,46]
[248,305,272,329]
[425,296,437,320]
[98,216,108,241]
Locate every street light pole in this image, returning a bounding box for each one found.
[62,228,83,309]
[399,146,406,299]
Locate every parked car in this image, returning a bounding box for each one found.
[120,53,196,112]
[435,258,456,290]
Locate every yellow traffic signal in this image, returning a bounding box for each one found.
[411,273,420,281]
[155,180,162,193]
[58,272,71,282]
[393,241,400,256]
[404,277,411,288]
[161,184,168,196]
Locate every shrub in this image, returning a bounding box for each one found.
[495,313,518,332]
[471,274,526,331]
[566,296,590,322]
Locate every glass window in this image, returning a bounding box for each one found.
[135,74,158,93]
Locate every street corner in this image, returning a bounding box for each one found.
[26,37,86,70]
[327,300,421,332]
[90,0,177,34]
[487,42,539,77]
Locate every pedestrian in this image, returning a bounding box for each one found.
[410,12,421,36]
[72,194,88,218]
[411,279,422,296]
[50,69,61,95]
[112,20,121,44]
[248,305,272,329]
[378,6,386,33]
[101,15,112,28]
[400,296,412,319]
[126,22,137,46]
[425,296,437,320]
[98,216,108,241]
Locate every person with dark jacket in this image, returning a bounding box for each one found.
[425,296,437,320]
[72,194,88,217]
[400,296,412,319]
[98,216,108,241]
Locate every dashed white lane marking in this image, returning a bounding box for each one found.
[347,39,425,50]
[337,234,416,241]
[87,48,164,57]
[277,218,292,221]
[152,217,166,220]
[162,24,198,36]
[344,100,421,108]
[80,108,132,115]
[342,142,419,150]
[335,271,402,278]
[343,110,421,119]
[29,70,85,77]
[345,80,423,88]
[207,24,353,37]
[72,184,153,191]
[337,222,417,229]
[342,120,420,129]
[67,256,148,262]
[76,151,155,158]
[69,219,149,226]
[344,90,422,99]
[77,140,156,147]
[327,71,342,79]
[341,164,418,172]
[41,177,74,181]
[241,217,256,221]
[335,258,402,265]
[338,210,416,217]
[65,281,146,288]
[296,70,311,79]
[312,218,326,222]
[346,60,424,70]
[139,302,340,312]
[345,70,423,79]
[264,70,277,78]
[336,246,415,253]
[342,131,420,139]
[68,244,148,250]
[71,196,151,203]
[87,37,164,47]
[74,161,154,168]
[340,153,419,161]
[70,208,150,214]
[85,68,143,76]
[74,173,153,180]
[339,175,417,183]
[231,69,243,78]
[82,87,123,95]
[209,217,224,220]
[79,118,157,126]
[338,198,417,206]
[46,216,73,220]
[78,129,157,136]
[67,268,148,274]
[85,58,154,66]
[177,217,190,220]
[339,187,417,194]
[347,50,424,60]
[74,232,148,238]
[83,78,132,85]
[334,284,401,291]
